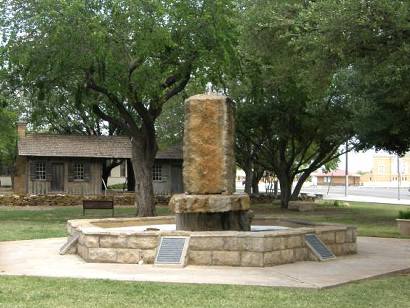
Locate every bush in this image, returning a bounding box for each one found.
[398,210,410,219]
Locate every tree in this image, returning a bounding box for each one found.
[0,96,17,182]
[299,0,410,155]
[228,0,358,208]
[1,0,236,216]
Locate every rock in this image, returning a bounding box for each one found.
[288,201,315,212]
[169,193,250,213]
[183,94,235,194]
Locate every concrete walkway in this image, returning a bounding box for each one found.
[1,237,409,288]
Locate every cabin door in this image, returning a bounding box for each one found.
[171,165,183,193]
[51,163,64,192]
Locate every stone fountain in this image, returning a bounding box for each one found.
[169,94,252,231]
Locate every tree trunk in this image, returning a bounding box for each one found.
[243,165,253,195]
[131,138,157,217]
[101,159,122,191]
[291,172,311,200]
[252,168,263,194]
[126,159,135,192]
[278,174,293,209]
[273,180,278,198]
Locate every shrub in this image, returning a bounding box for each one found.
[398,210,410,219]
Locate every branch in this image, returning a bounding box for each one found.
[91,104,130,134]
[85,71,140,134]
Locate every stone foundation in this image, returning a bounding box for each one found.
[67,216,357,267]
[0,193,170,207]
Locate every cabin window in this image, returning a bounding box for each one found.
[35,162,46,180]
[153,164,162,181]
[73,162,85,180]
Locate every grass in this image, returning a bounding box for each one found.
[0,205,171,242]
[252,201,410,238]
[0,201,408,241]
[0,274,409,308]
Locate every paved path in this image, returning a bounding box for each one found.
[1,237,409,289]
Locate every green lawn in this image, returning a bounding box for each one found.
[0,201,408,241]
[0,274,409,308]
[0,206,171,242]
[253,201,410,238]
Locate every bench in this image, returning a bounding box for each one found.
[83,200,114,217]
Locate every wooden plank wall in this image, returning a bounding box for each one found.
[28,158,102,195]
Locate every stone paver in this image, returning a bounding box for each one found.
[0,237,409,288]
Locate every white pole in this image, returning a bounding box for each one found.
[345,143,348,197]
[397,155,400,200]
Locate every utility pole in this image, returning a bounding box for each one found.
[397,155,401,200]
[345,143,348,197]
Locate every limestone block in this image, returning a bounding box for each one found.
[335,231,346,244]
[264,237,285,251]
[243,237,265,252]
[318,231,336,244]
[169,194,250,214]
[294,248,308,261]
[79,235,99,248]
[77,244,88,259]
[346,243,357,254]
[99,236,128,248]
[285,236,303,249]
[88,248,117,263]
[127,236,158,249]
[183,94,235,194]
[117,249,140,264]
[346,228,355,242]
[212,251,240,266]
[241,252,264,267]
[190,237,224,251]
[141,249,156,263]
[288,201,315,212]
[189,251,213,265]
[352,228,357,242]
[263,251,282,266]
[280,249,295,264]
[223,237,244,251]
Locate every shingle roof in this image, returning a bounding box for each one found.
[18,134,182,160]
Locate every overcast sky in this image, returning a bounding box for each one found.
[337,149,392,173]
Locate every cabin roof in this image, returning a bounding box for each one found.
[18,134,182,160]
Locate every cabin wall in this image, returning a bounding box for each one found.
[27,158,102,195]
[153,161,183,195]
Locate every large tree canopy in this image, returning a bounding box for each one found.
[227,0,357,207]
[1,0,236,215]
[299,0,410,154]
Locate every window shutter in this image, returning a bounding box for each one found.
[30,161,37,180]
[84,162,91,182]
[45,161,53,182]
[68,162,74,182]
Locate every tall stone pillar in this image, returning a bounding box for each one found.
[169,94,251,231]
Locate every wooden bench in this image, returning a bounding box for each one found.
[83,200,114,217]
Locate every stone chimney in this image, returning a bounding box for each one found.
[16,122,27,139]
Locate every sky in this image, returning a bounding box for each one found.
[337,149,391,173]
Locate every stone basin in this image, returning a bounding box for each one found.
[66,216,357,267]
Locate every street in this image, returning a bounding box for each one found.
[301,185,410,201]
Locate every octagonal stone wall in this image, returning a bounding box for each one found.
[67,217,357,267]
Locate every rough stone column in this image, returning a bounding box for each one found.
[169,94,251,231]
[183,94,235,194]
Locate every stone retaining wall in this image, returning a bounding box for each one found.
[68,217,357,267]
[0,193,170,207]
